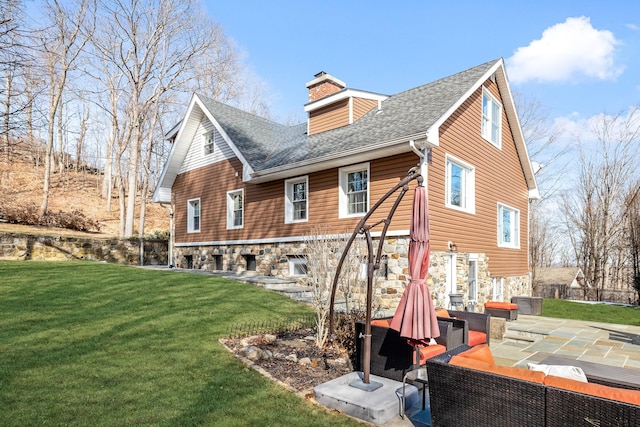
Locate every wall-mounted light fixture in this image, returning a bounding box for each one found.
[448,241,458,252]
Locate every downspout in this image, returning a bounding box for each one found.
[160,203,174,268]
[409,140,428,187]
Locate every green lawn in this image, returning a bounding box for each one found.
[541,297,640,326]
[0,261,362,427]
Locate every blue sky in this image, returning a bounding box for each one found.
[203,0,640,125]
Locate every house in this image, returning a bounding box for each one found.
[534,267,589,299]
[153,58,539,310]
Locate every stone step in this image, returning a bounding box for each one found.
[503,332,539,344]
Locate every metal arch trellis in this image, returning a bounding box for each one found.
[328,165,423,386]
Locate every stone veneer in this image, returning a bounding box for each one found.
[175,236,532,311]
[0,233,168,266]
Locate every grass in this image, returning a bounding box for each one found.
[0,261,362,427]
[541,298,640,326]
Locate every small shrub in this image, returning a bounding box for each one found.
[0,202,100,232]
[332,308,366,366]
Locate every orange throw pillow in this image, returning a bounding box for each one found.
[457,344,495,365]
[468,331,487,346]
[545,375,640,406]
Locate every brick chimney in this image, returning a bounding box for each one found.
[306,71,346,102]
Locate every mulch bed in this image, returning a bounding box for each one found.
[221,327,354,393]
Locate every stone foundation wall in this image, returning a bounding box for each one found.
[0,233,168,266]
[175,237,532,311]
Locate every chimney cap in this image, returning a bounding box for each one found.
[305,72,346,89]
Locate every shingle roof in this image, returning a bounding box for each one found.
[197,59,499,173]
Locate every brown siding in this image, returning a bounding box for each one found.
[172,153,420,244]
[353,98,378,122]
[308,98,349,135]
[428,79,529,277]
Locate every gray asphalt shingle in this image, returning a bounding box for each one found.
[197,59,498,173]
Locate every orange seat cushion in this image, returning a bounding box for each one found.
[435,308,450,318]
[371,319,391,327]
[468,331,487,346]
[545,375,640,406]
[415,344,446,365]
[485,302,518,310]
[450,356,546,384]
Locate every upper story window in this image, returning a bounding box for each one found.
[284,176,308,223]
[481,87,502,148]
[498,203,519,248]
[227,189,243,229]
[445,155,475,214]
[203,130,216,155]
[339,163,369,218]
[187,198,200,233]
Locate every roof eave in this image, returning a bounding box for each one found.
[248,133,430,183]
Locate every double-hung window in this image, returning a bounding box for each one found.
[227,189,243,229]
[445,155,475,213]
[339,163,369,218]
[481,87,502,148]
[498,203,519,248]
[203,130,215,155]
[284,176,308,223]
[187,198,200,233]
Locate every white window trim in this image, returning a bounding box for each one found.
[468,254,478,303]
[284,176,309,224]
[497,202,520,248]
[187,198,201,233]
[288,256,307,277]
[338,162,370,218]
[226,189,244,230]
[445,154,475,214]
[492,277,504,302]
[481,87,502,149]
[203,130,215,156]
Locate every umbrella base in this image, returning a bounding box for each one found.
[349,378,383,391]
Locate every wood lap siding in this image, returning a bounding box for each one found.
[308,99,349,135]
[431,81,529,276]
[173,153,419,244]
[353,98,378,122]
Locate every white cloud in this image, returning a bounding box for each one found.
[626,23,639,31]
[507,17,623,84]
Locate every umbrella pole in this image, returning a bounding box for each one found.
[349,230,383,391]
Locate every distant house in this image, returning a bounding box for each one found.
[534,267,589,299]
[153,58,539,310]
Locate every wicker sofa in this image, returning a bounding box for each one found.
[426,345,640,427]
[354,317,466,381]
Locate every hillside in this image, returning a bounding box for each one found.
[0,145,169,239]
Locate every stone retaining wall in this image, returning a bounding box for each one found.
[0,233,168,266]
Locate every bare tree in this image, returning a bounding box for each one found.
[562,108,640,300]
[514,91,569,287]
[38,0,93,219]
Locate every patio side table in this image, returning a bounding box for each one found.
[401,366,429,418]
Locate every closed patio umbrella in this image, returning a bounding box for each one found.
[390,183,440,348]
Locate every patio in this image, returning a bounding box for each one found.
[381,314,640,426]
